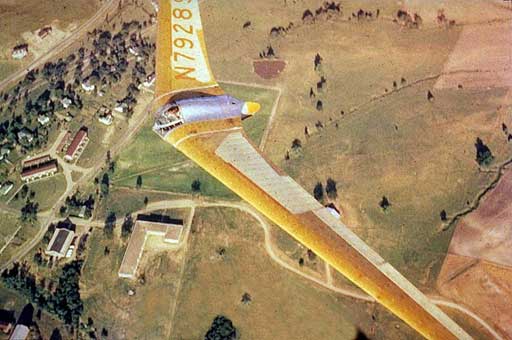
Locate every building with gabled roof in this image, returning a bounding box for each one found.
[21,159,58,182]
[64,127,89,162]
[45,228,75,258]
[23,154,51,168]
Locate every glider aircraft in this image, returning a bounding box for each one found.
[153,1,472,339]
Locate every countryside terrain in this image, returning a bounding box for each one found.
[0,0,510,339]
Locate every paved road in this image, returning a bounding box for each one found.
[0,0,116,92]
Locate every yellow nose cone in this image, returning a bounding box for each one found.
[242,101,261,115]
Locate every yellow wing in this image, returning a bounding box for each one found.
[155,0,221,105]
[164,121,471,340]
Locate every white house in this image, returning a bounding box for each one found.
[61,97,72,109]
[12,45,28,60]
[81,81,95,92]
[114,102,127,113]
[0,182,14,196]
[128,46,140,56]
[17,129,34,143]
[37,115,50,126]
[9,324,29,340]
[98,114,113,126]
[143,73,156,88]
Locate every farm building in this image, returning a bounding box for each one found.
[64,127,89,162]
[38,26,52,39]
[11,44,28,60]
[118,214,184,279]
[45,228,75,258]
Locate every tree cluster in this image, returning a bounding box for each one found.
[1,260,84,327]
[474,137,493,166]
[204,315,239,340]
[104,211,117,238]
[20,199,39,223]
[60,192,95,219]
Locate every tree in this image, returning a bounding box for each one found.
[20,185,29,199]
[325,178,337,199]
[475,137,493,166]
[316,100,323,111]
[191,179,201,192]
[427,90,434,102]
[104,211,116,238]
[20,200,39,222]
[121,214,133,239]
[241,292,252,305]
[291,138,302,150]
[313,182,324,201]
[51,260,83,326]
[379,196,391,211]
[136,175,142,189]
[440,210,447,221]
[100,173,110,196]
[205,315,239,340]
[314,53,322,70]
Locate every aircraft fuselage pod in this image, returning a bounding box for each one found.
[153,95,258,138]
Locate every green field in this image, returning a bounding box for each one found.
[0,212,21,250]
[95,187,184,220]
[112,84,277,199]
[8,174,67,212]
[0,61,17,81]
[0,221,39,266]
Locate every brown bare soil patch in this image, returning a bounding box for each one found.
[439,168,512,337]
[438,254,512,337]
[435,22,512,90]
[253,59,286,79]
[449,169,512,268]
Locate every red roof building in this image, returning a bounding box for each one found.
[65,127,89,161]
[21,160,58,182]
[38,26,52,39]
[22,154,51,168]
